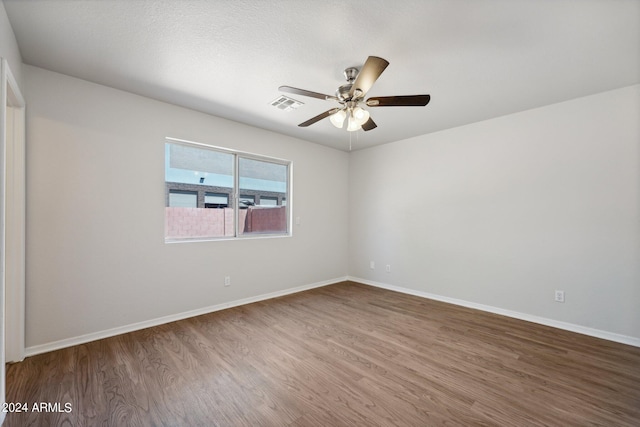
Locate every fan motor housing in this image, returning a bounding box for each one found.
[336,67,360,101]
[336,84,353,101]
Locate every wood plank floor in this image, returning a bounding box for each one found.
[5,281,640,426]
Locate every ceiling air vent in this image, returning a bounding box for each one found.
[270,95,303,112]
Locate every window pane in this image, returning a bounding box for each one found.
[238,157,288,235]
[165,143,235,239]
[165,140,291,241]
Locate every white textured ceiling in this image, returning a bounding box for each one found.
[3,0,639,151]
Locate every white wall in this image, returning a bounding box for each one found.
[16,58,640,351]
[349,85,640,341]
[24,65,349,350]
[0,2,22,87]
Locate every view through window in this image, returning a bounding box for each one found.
[165,139,290,241]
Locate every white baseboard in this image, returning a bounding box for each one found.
[348,276,640,348]
[25,276,348,357]
[24,275,639,357]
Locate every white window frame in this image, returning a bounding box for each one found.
[165,137,292,242]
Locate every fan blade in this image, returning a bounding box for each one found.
[361,117,377,131]
[279,86,338,101]
[298,108,340,127]
[349,56,389,99]
[366,95,431,107]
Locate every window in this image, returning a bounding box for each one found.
[169,190,197,207]
[239,195,255,205]
[259,197,278,206]
[165,138,291,241]
[205,192,228,208]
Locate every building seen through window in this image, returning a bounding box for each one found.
[165,140,290,240]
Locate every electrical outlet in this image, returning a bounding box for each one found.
[386,264,391,273]
[224,276,231,287]
[370,261,375,270]
[554,290,565,303]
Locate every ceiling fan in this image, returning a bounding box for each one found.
[279,56,430,132]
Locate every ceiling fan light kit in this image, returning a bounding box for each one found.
[279,56,431,134]
[329,105,370,131]
[329,109,346,128]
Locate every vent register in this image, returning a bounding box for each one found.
[270,95,303,111]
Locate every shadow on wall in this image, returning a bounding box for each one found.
[165,206,287,239]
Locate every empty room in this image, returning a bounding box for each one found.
[1,0,639,425]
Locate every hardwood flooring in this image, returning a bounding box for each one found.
[5,281,640,426]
